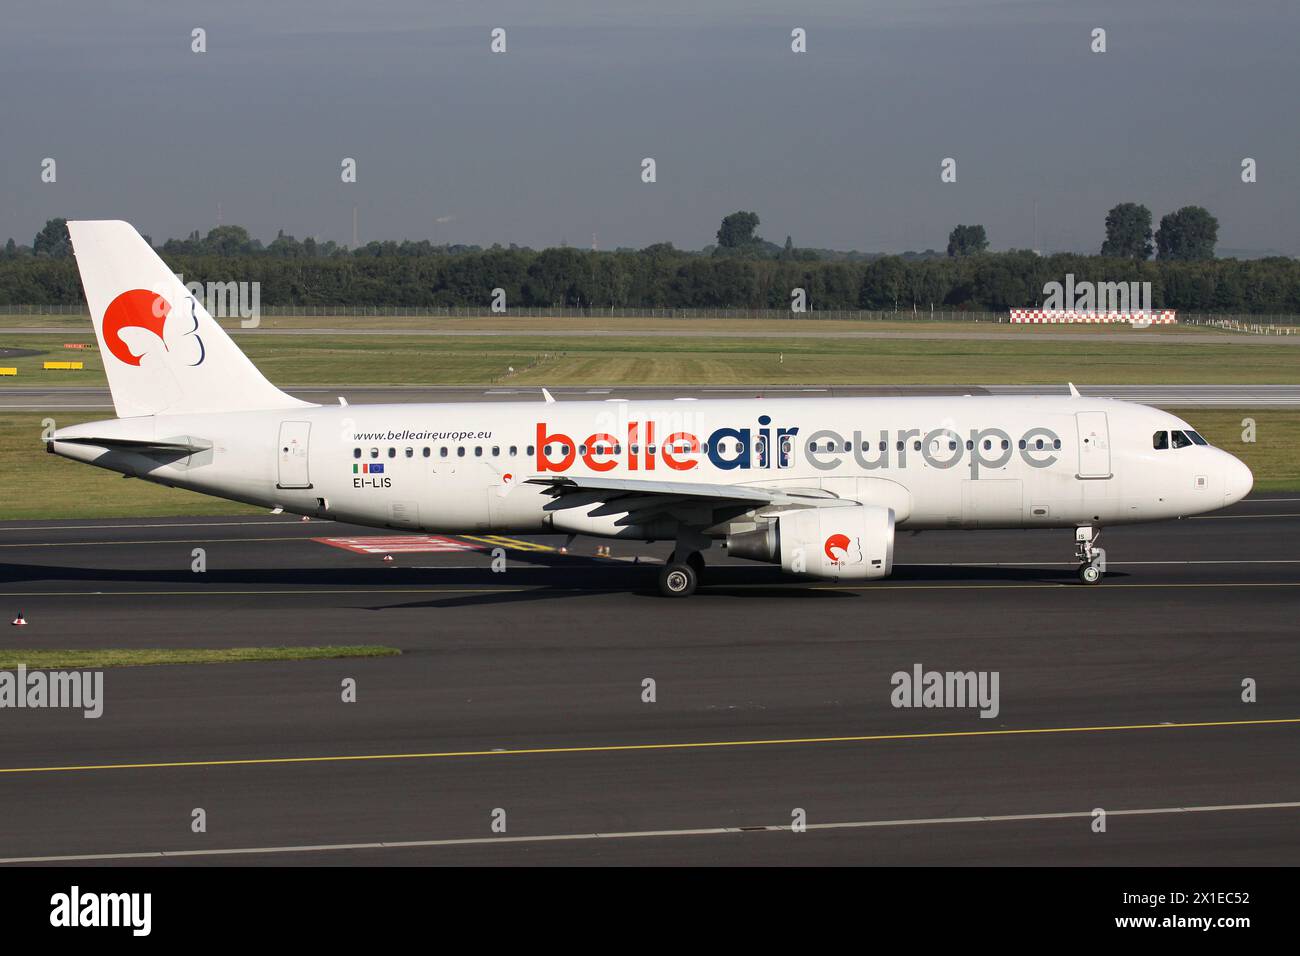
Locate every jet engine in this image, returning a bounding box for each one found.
[726,504,895,581]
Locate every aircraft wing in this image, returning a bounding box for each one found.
[524,475,843,507]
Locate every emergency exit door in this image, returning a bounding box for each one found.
[1075,412,1111,479]
[277,421,312,489]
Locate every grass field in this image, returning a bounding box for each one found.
[0,645,401,669]
[2,328,1298,386]
[1,408,1295,519]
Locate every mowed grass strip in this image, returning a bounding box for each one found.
[0,645,401,670]
[240,334,1300,385]
[1,330,1298,385]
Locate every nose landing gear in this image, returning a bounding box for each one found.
[1075,526,1106,584]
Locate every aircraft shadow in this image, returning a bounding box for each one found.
[0,559,1121,610]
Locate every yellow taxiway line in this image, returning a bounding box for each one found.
[1,716,1295,776]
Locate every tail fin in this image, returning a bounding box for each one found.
[68,220,312,418]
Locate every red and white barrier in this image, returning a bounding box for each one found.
[1009,309,1177,324]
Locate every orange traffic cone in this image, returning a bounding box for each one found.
[11,612,27,626]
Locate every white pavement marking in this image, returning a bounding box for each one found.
[1190,513,1300,519]
[2,800,1296,864]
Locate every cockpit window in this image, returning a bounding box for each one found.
[1171,430,1193,449]
[1187,430,1209,446]
[1152,431,1168,450]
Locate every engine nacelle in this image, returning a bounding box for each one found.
[728,505,895,581]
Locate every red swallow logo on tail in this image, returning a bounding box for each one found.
[102,289,170,366]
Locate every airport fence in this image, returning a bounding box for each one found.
[1,304,1297,328]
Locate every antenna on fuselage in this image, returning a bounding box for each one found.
[1067,382,1081,398]
[541,388,556,404]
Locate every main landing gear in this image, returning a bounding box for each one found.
[659,550,705,598]
[1075,526,1106,585]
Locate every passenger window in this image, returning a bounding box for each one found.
[492,446,500,456]
[388,447,396,458]
[440,447,448,458]
[370,448,379,459]
[422,447,430,458]
[879,441,887,451]
[353,448,361,459]
[544,444,552,455]
[1018,440,1026,450]
[614,445,622,455]
[578,445,588,456]
[457,447,465,457]
[1172,430,1193,449]
[913,440,921,451]
[1053,439,1061,450]
[1152,431,1168,449]
[509,446,517,456]
[475,447,483,457]
[405,447,413,458]
[526,445,535,455]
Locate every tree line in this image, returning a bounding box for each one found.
[2,209,1297,313]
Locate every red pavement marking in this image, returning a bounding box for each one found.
[313,535,486,555]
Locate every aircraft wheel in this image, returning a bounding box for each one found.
[666,550,706,583]
[659,562,698,598]
[1078,563,1103,585]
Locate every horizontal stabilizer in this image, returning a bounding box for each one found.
[49,435,209,455]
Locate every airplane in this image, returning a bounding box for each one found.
[48,220,1254,597]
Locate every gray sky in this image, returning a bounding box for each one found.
[1,0,1296,255]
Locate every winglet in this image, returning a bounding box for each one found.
[541,388,556,404]
[1067,382,1081,398]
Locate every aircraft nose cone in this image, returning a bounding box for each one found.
[1224,455,1253,505]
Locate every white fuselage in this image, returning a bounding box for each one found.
[52,395,1252,537]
